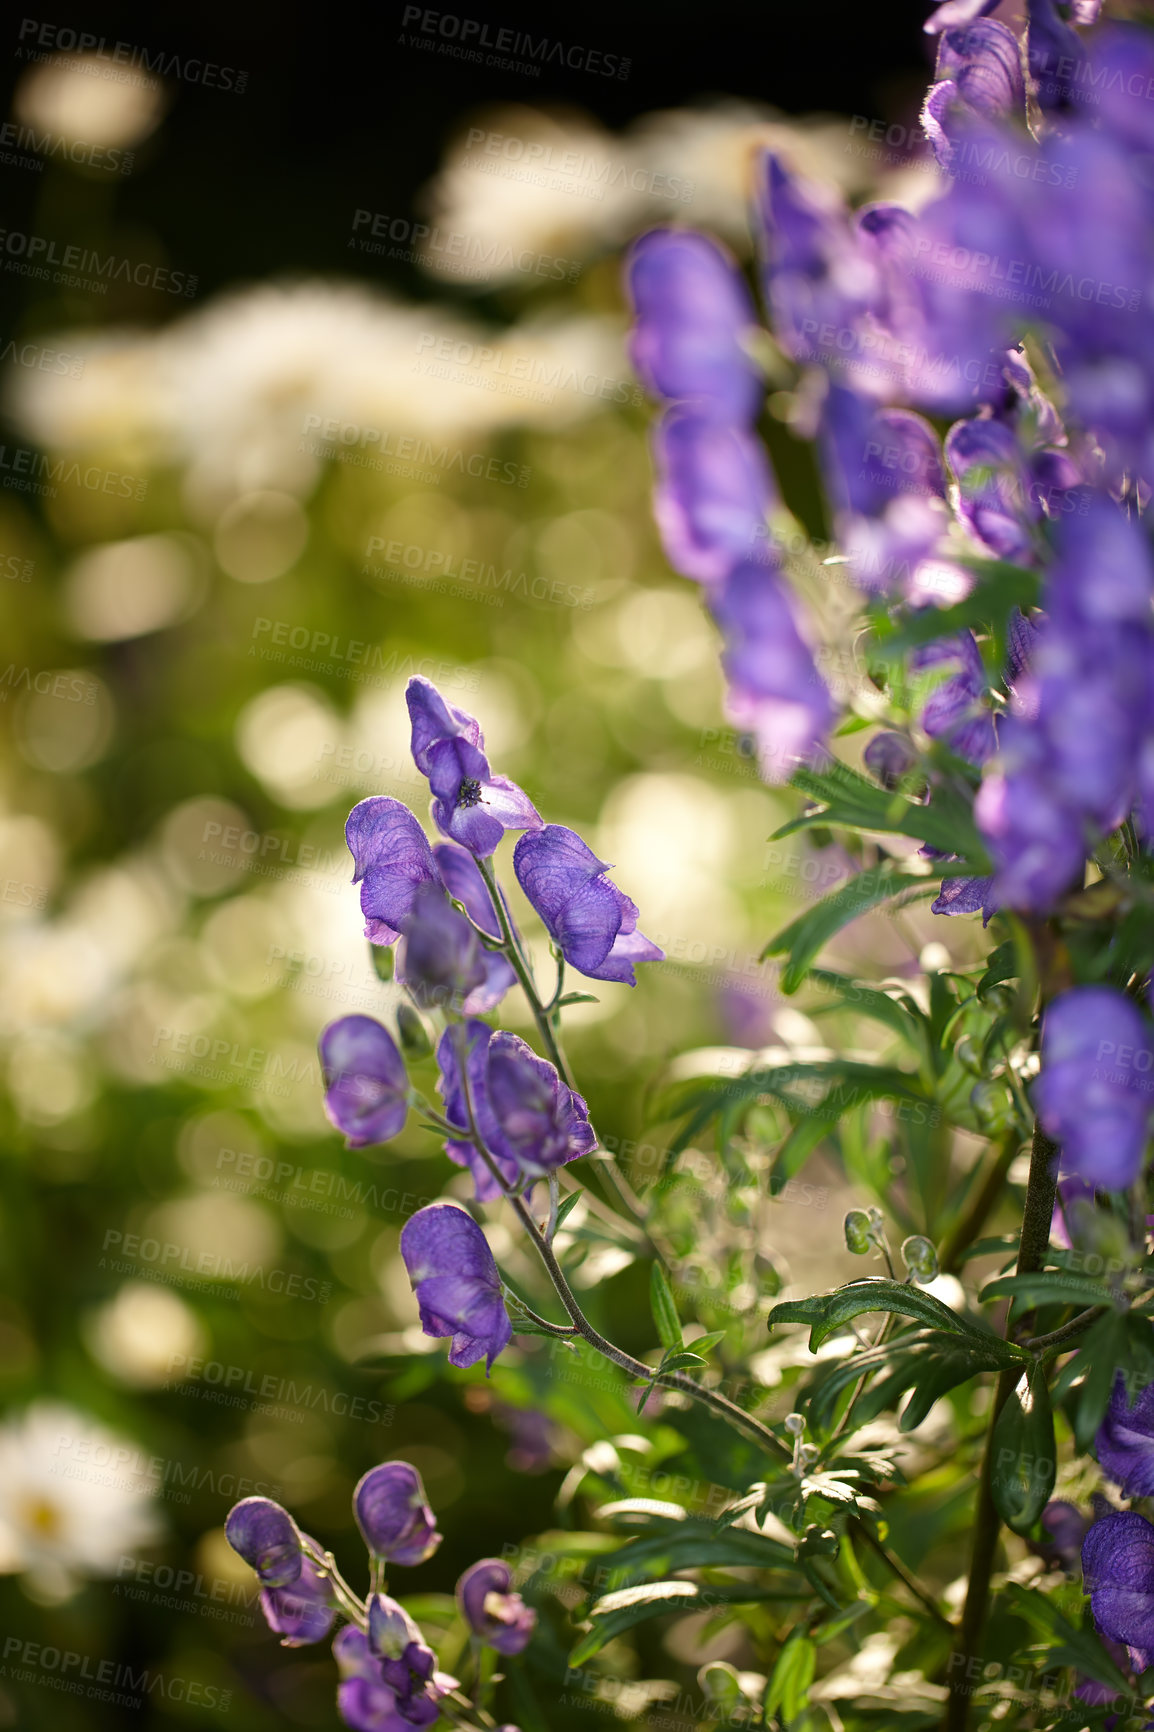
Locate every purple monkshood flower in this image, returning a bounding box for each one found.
[1096,1374,1154,1499]
[353,1462,441,1566]
[406,677,541,858]
[320,1016,409,1149]
[930,875,997,925]
[651,407,775,585]
[456,1559,537,1655]
[755,156,878,377]
[924,0,1000,32]
[399,1202,512,1372]
[1035,987,1154,1191]
[625,228,763,424]
[368,1594,444,1722]
[1051,1174,1097,1249]
[1083,1511,1154,1652]
[944,416,1038,564]
[347,797,441,946]
[225,1497,302,1587]
[261,1551,337,1647]
[396,882,512,1017]
[922,20,1025,169]
[819,385,948,595]
[863,732,918,791]
[334,1624,455,1732]
[1030,1500,1092,1575]
[436,1020,596,1200]
[912,631,997,767]
[514,825,663,986]
[709,562,835,782]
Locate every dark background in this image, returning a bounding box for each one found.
[0,0,936,319]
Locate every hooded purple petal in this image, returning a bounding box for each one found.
[436,1021,595,1193]
[260,1547,336,1646]
[346,798,442,946]
[400,1203,512,1373]
[930,875,997,923]
[924,0,1000,32]
[225,1497,302,1587]
[710,562,834,781]
[913,631,996,767]
[513,824,663,985]
[1035,987,1153,1190]
[945,416,1037,563]
[1082,1511,1154,1649]
[406,678,541,857]
[652,407,775,584]
[457,1558,537,1655]
[756,155,878,374]
[626,228,763,423]
[353,1462,442,1567]
[1096,1374,1154,1499]
[320,1016,409,1148]
[924,20,1025,166]
[436,1020,518,1200]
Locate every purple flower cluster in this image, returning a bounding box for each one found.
[225,1463,534,1732]
[1035,986,1153,1191]
[627,9,1154,919]
[625,229,833,783]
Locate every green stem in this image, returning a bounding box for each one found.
[1025,1305,1105,1355]
[452,1033,789,1464]
[301,1539,367,1630]
[941,1120,1058,1732]
[852,1519,953,1635]
[474,855,650,1233]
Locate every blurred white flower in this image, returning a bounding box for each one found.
[14,54,168,150]
[0,1402,162,1600]
[84,1282,206,1387]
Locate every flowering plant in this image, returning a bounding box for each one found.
[225,8,1154,1729]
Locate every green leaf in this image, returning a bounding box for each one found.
[775,760,988,866]
[650,1262,684,1354]
[765,1632,816,1723]
[807,969,928,1049]
[659,1349,708,1373]
[1002,1583,1132,1693]
[557,992,599,1007]
[369,941,394,982]
[977,940,1016,1000]
[768,1277,1013,1352]
[687,1330,727,1357]
[869,558,1039,661]
[763,867,930,991]
[553,1191,583,1232]
[1070,1311,1130,1451]
[979,1271,1123,1311]
[569,1580,785,1667]
[990,1364,1055,1534]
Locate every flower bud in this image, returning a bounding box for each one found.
[844,1209,872,1254]
[353,1462,442,1566]
[902,1235,939,1284]
[783,1412,806,1437]
[970,1080,1014,1133]
[396,1002,433,1059]
[456,1559,537,1655]
[955,1034,983,1076]
[225,1497,303,1588]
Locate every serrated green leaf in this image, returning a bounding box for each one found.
[768,1277,1018,1352]
[650,1262,684,1354]
[990,1364,1055,1534]
[763,867,929,990]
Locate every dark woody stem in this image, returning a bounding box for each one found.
[941,1120,1059,1732]
[474,855,649,1231]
